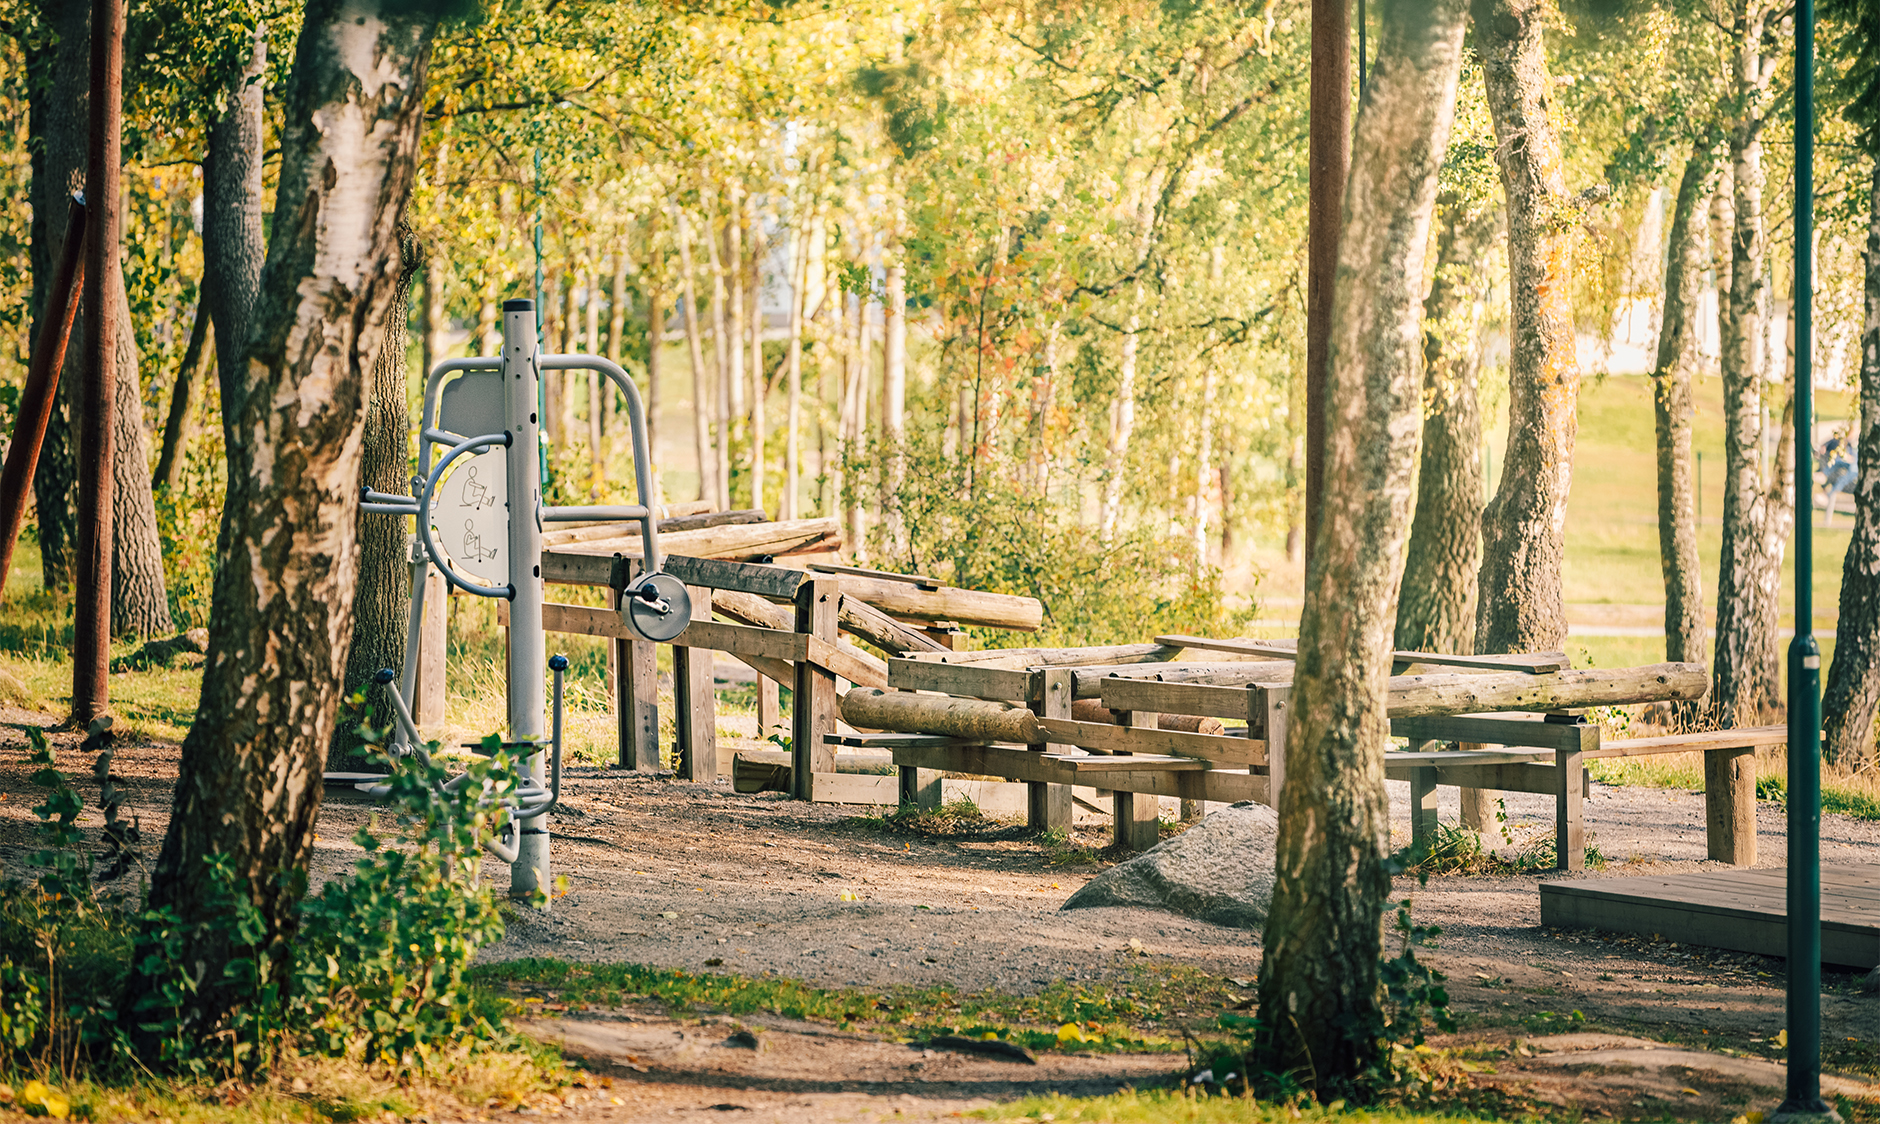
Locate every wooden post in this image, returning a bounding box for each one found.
[1255,684,1290,808]
[73,0,124,725]
[1027,666,1073,830]
[1111,709,1160,851]
[413,570,448,727]
[673,586,716,781]
[1410,739,1440,856]
[791,578,838,799]
[757,676,780,740]
[1704,743,1757,866]
[609,583,660,769]
[1553,724,1596,871]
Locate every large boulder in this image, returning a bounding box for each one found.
[1060,801,1277,929]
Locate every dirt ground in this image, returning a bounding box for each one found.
[3,708,1878,1123]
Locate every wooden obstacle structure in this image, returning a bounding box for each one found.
[413,512,1776,863]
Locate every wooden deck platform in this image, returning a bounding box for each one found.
[1538,864,1880,969]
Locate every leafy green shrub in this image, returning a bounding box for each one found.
[2,726,524,1079]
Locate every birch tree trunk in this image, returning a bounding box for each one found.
[784,221,809,520]
[749,218,767,515]
[1472,0,1580,658]
[1823,160,1880,771]
[705,193,733,510]
[1396,191,1494,655]
[559,261,578,438]
[1252,0,1469,1094]
[1711,0,1787,726]
[132,0,437,1048]
[1099,195,1156,543]
[1654,136,1723,675]
[645,236,664,499]
[676,209,715,505]
[331,224,422,773]
[881,259,907,550]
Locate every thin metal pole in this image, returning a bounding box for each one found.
[1304,0,1350,569]
[504,300,551,906]
[73,0,123,725]
[1777,0,1832,1118]
[0,196,86,596]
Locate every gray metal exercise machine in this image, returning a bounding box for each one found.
[352,298,690,905]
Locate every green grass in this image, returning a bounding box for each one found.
[976,1089,1536,1123]
[469,956,1246,1055]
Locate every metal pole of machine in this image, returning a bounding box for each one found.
[504,300,551,905]
[1775,0,1833,1119]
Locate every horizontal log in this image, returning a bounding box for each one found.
[1382,761,1577,797]
[888,658,1032,702]
[1587,725,1788,759]
[1065,699,1226,735]
[667,555,807,600]
[841,688,1042,744]
[1390,715,1592,752]
[712,588,796,631]
[808,561,942,589]
[554,518,842,562]
[826,574,1043,631]
[837,593,950,655]
[904,644,1183,669]
[541,509,767,547]
[1385,663,1708,718]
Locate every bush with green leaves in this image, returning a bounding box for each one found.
[1,724,526,1078]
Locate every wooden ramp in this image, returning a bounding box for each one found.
[1539,865,1880,970]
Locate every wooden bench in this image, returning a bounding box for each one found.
[1389,717,1787,870]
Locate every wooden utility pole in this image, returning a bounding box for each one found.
[73,0,123,724]
[1304,0,1351,569]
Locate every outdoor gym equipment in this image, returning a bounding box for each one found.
[349,298,686,905]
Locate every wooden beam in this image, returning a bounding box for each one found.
[1068,662,1297,700]
[841,687,1043,744]
[808,561,942,589]
[837,593,949,655]
[673,587,716,782]
[664,554,807,600]
[792,579,840,799]
[823,574,1044,631]
[1036,717,1267,766]
[1157,634,1569,674]
[1390,715,1588,752]
[887,657,1032,702]
[887,743,1265,803]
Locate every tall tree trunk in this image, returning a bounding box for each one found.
[676,208,715,505]
[540,267,562,443]
[646,263,664,503]
[747,213,767,515]
[1099,195,1155,543]
[1252,0,1469,1093]
[1823,159,1880,771]
[133,0,437,1049]
[784,220,808,520]
[331,223,421,773]
[705,192,733,510]
[421,248,443,376]
[201,18,266,416]
[559,260,578,439]
[881,259,906,551]
[26,0,86,591]
[1472,0,1581,657]
[108,276,173,637]
[1397,191,1494,655]
[154,299,211,490]
[1654,136,1723,676]
[726,186,746,425]
[1712,0,1788,727]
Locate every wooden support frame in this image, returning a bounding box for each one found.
[673,586,716,781]
[792,579,839,800]
[609,583,659,769]
[1027,667,1073,830]
[1110,709,1161,851]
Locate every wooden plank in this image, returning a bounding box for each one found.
[414,568,447,727]
[1030,666,1073,831]
[888,657,1033,702]
[1591,725,1789,759]
[1382,761,1566,796]
[1071,662,1297,701]
[1539,868,1880,968]
[542,509,767,546]
[887,742,1265,804]
[827,732,982,749]
[665,554,807,600]
[825,574,1044,632]
[792,579,839,800]
[731,651,796,689]
[1156,634,1568,673]
[555,517,841,562]
[1036,717,1267,766]
[809,561,941,589]
[806,634,890,691]
[1391,716,1587,752]
[1386,747,1555,766]
[610,585,659,770]
[673,587,716,782]
[675,617,802,662]
[541,550,617,587]
[1097,678,1257,722]
[1042,753,1208,773]
[810,771,902,805]
[905,644,1183,669]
